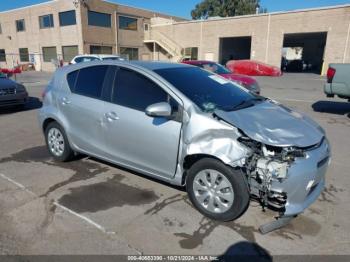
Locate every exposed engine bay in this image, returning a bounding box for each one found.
[238,135,307,214]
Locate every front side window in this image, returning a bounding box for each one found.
[155,67,258,112]
[42,47,57,62]
[119,16,137,30]
[19,48,29,62]
[59,10,76,26]
[120,47,138,60]
[73,66,108,98]
[39,14,54,29]
[0,49,6,62]
[112,68,167,111]
[90,45,113,55]
[62,46,78,62]
[88,11,111,28]
[16,19,25,32]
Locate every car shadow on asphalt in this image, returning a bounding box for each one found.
[312,100,350,118]
[216,241,272,262]
[0,97,42,115]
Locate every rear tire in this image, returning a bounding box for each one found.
[45,122,74,162]
[186,158,250,221]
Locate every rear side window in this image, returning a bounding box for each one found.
[112,68,167,111]
[70,66,108,98]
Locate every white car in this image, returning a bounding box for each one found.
[70,54,124,64]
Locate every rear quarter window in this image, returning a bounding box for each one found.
[67,66,108,99]
[67,70,78,91]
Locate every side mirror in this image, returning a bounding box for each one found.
[146,102,172,117]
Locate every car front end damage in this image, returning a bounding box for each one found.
[239,135,330,233]
[177,101,331,233]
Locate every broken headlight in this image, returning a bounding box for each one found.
[281,147,305,162]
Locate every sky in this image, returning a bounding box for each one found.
[0,0,349,18]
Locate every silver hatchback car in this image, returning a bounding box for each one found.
[39,61,330,233]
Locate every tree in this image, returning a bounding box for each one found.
[191,0,265,20]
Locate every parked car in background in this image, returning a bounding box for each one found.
[182,60,261,94]
[39,61,330,233]
[324,64,350,101]
[70,54,124,64]
[0,72,28,108]
[226,60,282,77]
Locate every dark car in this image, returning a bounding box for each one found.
[0,72,28,108]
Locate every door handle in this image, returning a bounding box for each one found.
[104,111,119,121]
[61,97,71,105]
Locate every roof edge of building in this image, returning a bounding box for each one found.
[103,0,188,21]
[155,4,350,26]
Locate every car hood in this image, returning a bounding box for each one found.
[0,78,16,89]
[214,101,324,147]
[220,73,256,85]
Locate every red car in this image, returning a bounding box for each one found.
[182,60,261,94]
[226,60,282,77]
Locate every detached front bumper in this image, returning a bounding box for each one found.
[270,138,331,216]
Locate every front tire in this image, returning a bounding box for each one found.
[186,158,250,221]
[45,122,74,162]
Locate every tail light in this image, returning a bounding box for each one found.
[327,67,336,83]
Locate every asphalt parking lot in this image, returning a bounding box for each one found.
[0,71,349,257]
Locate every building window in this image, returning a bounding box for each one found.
[16,19,26,32]
[42,47,57,62]
[144,23,149,31]
[59,10,76,26]
[120,47,138,60]
[119,16,137,31]
[19,48,29,62]
[0,49,6,62]
[0,23,2,34]
[62,46,79,62]
[39,14,54,29]
[90,45,113,55]
[184,47,198,60]
[88,11,111,28]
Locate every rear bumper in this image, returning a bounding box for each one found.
[0,92,28,107]
[270,138,331,216]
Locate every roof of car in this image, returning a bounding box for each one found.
[130,61,193,70]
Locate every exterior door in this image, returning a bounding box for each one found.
[58,65,110,156]
[103,67,182,178]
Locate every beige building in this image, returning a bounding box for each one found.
[0,0,349,74]
[0,0,184,71]
[146,4,350,74]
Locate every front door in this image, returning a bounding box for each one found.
[103,67,182,178]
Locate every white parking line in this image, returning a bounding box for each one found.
[0,173,115,235]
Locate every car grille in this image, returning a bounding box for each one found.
[0,88,16,96]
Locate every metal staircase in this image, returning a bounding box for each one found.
[144,30,184,62]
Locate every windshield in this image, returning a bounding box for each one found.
[198,62,231,74]
[155,67,263,112]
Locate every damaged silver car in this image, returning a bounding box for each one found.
[39,61,331,233]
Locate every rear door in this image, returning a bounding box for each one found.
[103,66,183,178]
[58,65,111,156]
